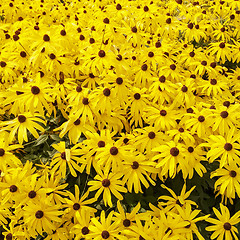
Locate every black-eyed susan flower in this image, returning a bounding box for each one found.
[122,152,157,193]
[158,184,197,213]
[51,141,84,178]
[87,211,123,240]
[23,200,62,236]
[64,185,96,219]
[206,204,240,240]
[0,112,46,144]
[88,170,127,207]
[211,162,240,203]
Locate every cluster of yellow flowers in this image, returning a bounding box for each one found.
[1,0,240,239]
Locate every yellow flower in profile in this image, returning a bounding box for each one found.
[0,112,46,144]
[158,184,197,213]
[88,171,127,207]
[51,142,84,178]
[54,115,95,144]
[176,204,209,240]
[206,204,240,240]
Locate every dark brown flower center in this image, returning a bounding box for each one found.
[189,51,195,57]
[116,4,122,10]
[61,152,66,159]
[0,61,7,68]
[6,233,12,240]
[98,50,106,58]
[131,161,139,169]
[198,116,205,122]
[20,51,27,58]
[74,119,80,125]
[123,219,131,227]
[170,147,179,156]
[224,143,232,151]
[0,148,5,156]
[131,26,137,33]
[116,77,123,85]
[148,131,156,139]
[181,85,188,92]
[18,115,26,123]
[160,110,167,116]
[43,34,50,41]
[188,146,194,153]
[148,51,154,57]
[201,60,207,66]
[60,29,66,36]
[141,64,148,71]
[229,170,237,177]
[187,108,193,113]
[210,62,217,68]
[210,79,217,85]
[10,185,18,192]
[178,128,184,133]
[76,85,82,92]
[49,53,56,59]
[188,23,193,29]
[82,98,89,105]
[102,179,110,187]
[159,75,166,83]
[220,111,228,118]
[98,141,105,148]
[219,42,225,48]
[170,64,176,70]
[31,86,40,95]
[223,101,230,108]
[73,203,80,210]
[28,190,37,198]
[101,231,110,239]
[134,93,141,100]
[82,227,89,235]
[110,147,118,155]
[223,222,231,230]
[35,210,44,219]
[103,88,111,96]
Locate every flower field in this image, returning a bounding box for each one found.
[1,0,240,239]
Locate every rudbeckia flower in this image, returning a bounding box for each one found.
[88,170,127,207]
[158,184,197,213]
[0,112,46,144]
[87,211,123,240]
[51,141,84,178]
[206,204,240,240]
[211,162,240,203]
[23,200,62,236]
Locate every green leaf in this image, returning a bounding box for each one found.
[33,135,48,146]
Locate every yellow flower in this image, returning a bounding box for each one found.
[211,162,240,204]
[158,184,197,213]
[23,200,62,236]
[206,204,240,240]
[88,171,127,207]
[0,112,46,144]
[51,141,84,178]
[87,211,123,240]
